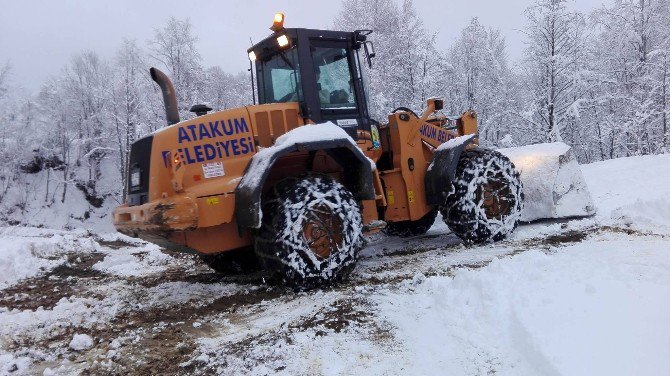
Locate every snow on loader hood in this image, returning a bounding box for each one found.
[498,142,595,222]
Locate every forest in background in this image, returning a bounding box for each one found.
[0,0,668,227]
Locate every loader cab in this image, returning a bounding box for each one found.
[248,28,374,137]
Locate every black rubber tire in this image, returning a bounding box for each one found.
[441,148,523,243]
[254,174,364,290]
[199,247,261,275]
[383,209,438,237]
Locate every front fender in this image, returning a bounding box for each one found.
[424,134,477,205]
[235,123,375,230]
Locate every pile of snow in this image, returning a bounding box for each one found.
[376,231,670,375]
[0,227,98,288]
[0,353,32,374]
[581,153,670,234]
[0,294,123,344]
[92,242,172,277]
[0,227,176,288]
[69,333,94,351]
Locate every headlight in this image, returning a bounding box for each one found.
[277,34,289,47]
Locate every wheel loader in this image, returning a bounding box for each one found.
[113,13,542,289]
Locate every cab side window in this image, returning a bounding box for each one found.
[257,47,302,104]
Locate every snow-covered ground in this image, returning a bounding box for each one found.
[1,154,669,375]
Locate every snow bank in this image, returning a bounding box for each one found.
[0,158,120,232]
[581,153,670,234]
[0,227,98,288]
[376,232,670,375]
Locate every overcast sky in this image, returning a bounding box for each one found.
[1,0,609,93]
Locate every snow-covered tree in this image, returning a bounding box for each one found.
[443,18,522,146]
[34,77,76,204]
[109,39,153,200]
[522,0,586,143]
[149,17,204,119]
[334,0,444,119]
[62,51,114,205]
[0,63,10,100]
[202,66,252,111]
[592,0,670,157]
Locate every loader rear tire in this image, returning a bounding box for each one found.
[254,175,364,290]
[383,210,437,237]
[441,148,523,243]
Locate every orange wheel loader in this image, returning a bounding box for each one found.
[113,14,524,289]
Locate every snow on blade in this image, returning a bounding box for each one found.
[499,142,595,222]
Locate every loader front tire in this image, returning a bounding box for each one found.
[441,148,523,243]
[383,210,437,237]
[255,175,364,290]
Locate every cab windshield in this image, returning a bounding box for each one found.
[312,47,357,110]
[256,47,302,104]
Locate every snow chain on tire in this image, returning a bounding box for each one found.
[254,174,364,290]
[441,148,523,243]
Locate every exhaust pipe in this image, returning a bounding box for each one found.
[149,67,180,125]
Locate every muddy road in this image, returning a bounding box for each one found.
[0,219,651,375]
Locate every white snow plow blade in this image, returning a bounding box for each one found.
[498,142,595,222]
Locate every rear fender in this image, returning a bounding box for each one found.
[235,137,375,230]
[424,134,477,205]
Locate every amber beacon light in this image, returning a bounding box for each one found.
[270,12,285,32]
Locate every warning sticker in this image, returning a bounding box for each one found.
[206,197,220,205]
[202,162,225,178]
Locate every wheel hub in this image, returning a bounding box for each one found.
[303,205,343,259]
[481,180,512,219]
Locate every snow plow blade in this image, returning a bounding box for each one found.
[498,142,595,222]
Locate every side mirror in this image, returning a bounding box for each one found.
[363,41,376,68]
[354,30,376,68]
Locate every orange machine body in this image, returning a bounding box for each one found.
[113,98,478,255]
